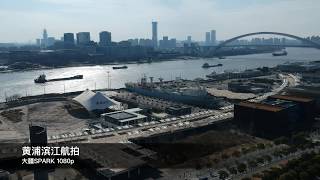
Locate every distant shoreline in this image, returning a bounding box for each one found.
[0,56,200,74]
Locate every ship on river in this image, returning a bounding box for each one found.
[34,74,83,83]
[125,76,222,108]
[272,50,288,56]
[112,65,128,70]
[202,63,223,68]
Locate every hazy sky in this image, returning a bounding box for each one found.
[0,0,319,43]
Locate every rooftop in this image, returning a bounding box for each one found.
[107,112,137,120]
[270,95,314,103]
[101,109,147,123]
[262,98,296,109]
[238,101,284,112]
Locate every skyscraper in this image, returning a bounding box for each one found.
[76,32,90,45]
[42,29,48,48]
[36,39,41,47]
[47,37,55,47]
[211,30,216,45]
[152,21,158,48]
[205,32,211,45]
[187,36,192,45]
[99,31,112,46]
[64,33,75,44]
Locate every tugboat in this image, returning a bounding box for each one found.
[272,50,288,56]
[34,74,47,83]
[112,65,128,70]
[202,63,223,68]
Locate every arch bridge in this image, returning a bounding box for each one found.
[214,32,320,51]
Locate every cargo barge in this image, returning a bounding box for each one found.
[34,74,83,83]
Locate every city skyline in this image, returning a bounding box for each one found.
[0,0,320,43]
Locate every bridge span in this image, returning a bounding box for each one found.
[212,32,320,54]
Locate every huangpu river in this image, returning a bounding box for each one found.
[0,47,320,102]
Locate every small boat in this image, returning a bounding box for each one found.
[202,63,223,68]
[34,74,47,83]
[34,74,83,83]
[272,50,288,56]
[218,56,226,59]
[112,65,128,70]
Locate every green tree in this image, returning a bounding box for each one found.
[274,136,289,145]
[237,163,247,173]
[228,166,237,175]
[299,171,310,180]
[248,160,258,168]
[232,150,241,158]
[263,155,272,162]
[256,157,265,164]
[257,143,266,150]
[221,153,229,159]
[218,170,229,179]
[279,171,297,180]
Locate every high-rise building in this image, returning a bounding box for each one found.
[36,39,41,47]
[205,32,211,45]
[211,30,216,45]
[42,29,48,48]
[128,38,139,46]
[76,32,90,45]
[99,31,112,46]
[139,39,153,47]
[170,38,177,48]
[47,37,55,47]
[159,36,176,49]
[187,36,192,45]
[152,21,158,48]
[64,33,75,45]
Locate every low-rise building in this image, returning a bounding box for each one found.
[101,108,147,127]
[165,105,192,116]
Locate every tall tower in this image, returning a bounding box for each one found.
[211,30,216,45]
[42,29,48,48]
[187,36,192,45]
[205,32,211,45]
[152,21,158,48]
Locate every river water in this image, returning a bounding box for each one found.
[0,47,319,102]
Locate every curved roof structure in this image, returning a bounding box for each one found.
[73,89,120,111]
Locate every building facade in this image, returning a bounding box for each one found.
[211,30,216,45]
[234,95,316,138]
[152,21,158,48]
[99,31,112,46]
[64,33,75,45]
[205,32,211,46]
[76,32,90,45]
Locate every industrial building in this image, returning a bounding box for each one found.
[234,95,316,138]
[101,108,147,127]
